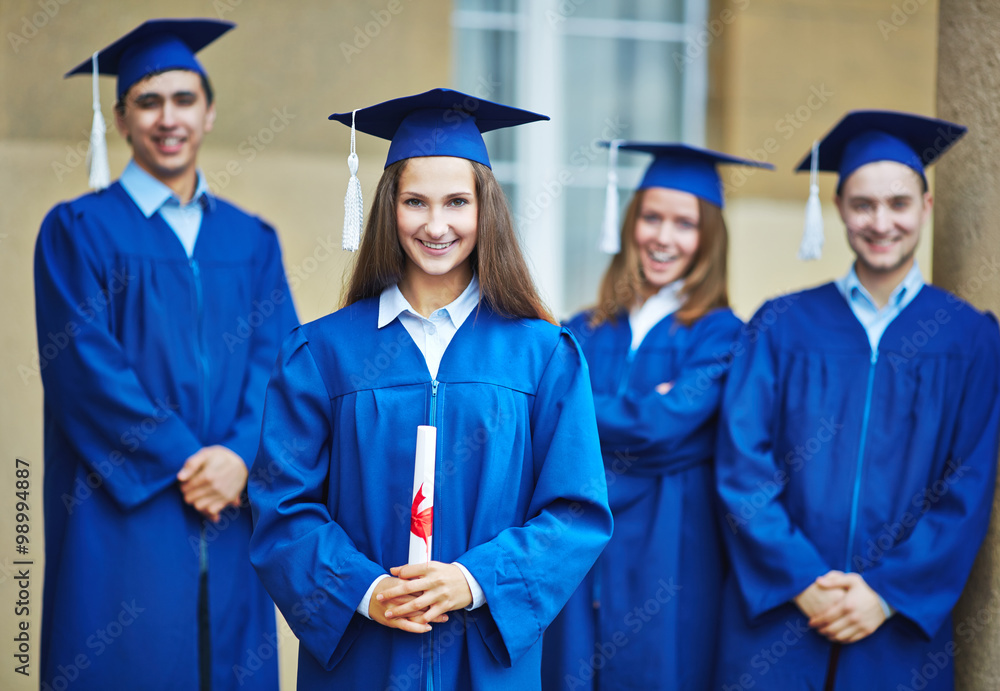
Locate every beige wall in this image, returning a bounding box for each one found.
[0,1,450,689]
[710,0,939,317]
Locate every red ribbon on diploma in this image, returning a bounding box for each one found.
[410,483,433,559]
[409,426,436,565]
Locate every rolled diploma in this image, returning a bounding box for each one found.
[408,425,436,565]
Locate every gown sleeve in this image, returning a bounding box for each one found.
[247,328,387,669]
[219,223,299,465]
[590,311,742,476]
[863,314,1000,639]
[715,302,833,620]
[454,329,613,667]
[34,203,204,511]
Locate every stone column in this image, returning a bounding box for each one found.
[936,2,1000,688]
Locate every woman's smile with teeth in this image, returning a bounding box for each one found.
[649,249,676,263]
[421,239,454,249]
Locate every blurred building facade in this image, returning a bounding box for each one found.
[0,1,943,689]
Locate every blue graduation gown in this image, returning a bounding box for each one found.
[35,182,298,691]
[543,308,742,690]
[714,283,1000,690]
[248,299,613,691]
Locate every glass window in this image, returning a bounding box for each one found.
[456,0,518,12]
[452,0,706,318]
[571,0,684,23]
[453,28,519,163]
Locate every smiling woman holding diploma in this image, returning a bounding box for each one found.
[247,89,613,691]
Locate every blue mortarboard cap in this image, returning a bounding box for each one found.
[602,141,774,208]
[330,88,549,252]
[794,110,967,191]
[792,111,964,261]
[329,88,549,169]
[596,142,772,254]
[65,19,234,99]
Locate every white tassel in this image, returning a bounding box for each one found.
[87,51,110,191]
[342,109,364,252]
[798,140,824,261]
[598,139,624,254]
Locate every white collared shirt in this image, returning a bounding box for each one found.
[629,280,684,350]
[358,274,485,618]
[377,274,481,378]
[119,159,214,257]
[834,262,925,352]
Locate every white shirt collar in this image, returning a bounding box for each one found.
[836,262,924,312]
[633,280,684,315]
[119,159,215,218]
[378,274,481,329]
[628,279,684,350]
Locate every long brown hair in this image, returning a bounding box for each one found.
[589,189,729,328]
[342,158,555,325]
